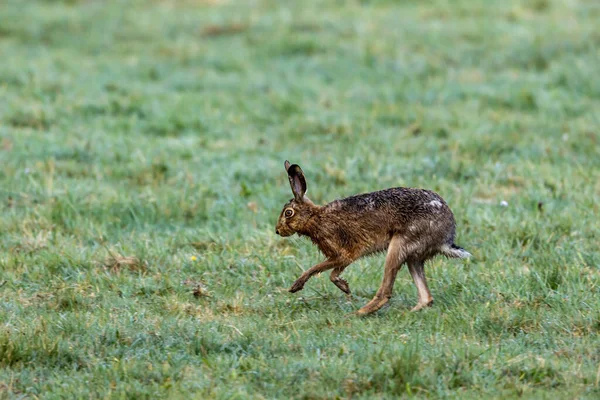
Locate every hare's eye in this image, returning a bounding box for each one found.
[284,208,294,218]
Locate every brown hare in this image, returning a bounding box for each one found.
[275,161,470,315]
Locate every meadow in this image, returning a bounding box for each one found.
[1,0,599,398]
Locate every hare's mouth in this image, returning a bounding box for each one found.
[276,229,294,237]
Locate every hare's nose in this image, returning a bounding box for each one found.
[276,229,280,235]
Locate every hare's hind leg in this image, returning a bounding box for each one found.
[330,266,351,294]
[407,259,433,312]
[357,235,407,315]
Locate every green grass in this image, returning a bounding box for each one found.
[1,0,599,397]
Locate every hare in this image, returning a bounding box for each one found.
[275,161,471,315]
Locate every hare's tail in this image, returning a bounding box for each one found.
[440,243,471,259]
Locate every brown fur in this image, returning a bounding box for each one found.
[276,161,470,315]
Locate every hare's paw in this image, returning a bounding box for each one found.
[288,279,306,293]
[356,296,390,316]
[331,277,351,295]
[411,299,434,312]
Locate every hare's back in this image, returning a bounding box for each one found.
[331,187,455,232]
[334,187,448,213]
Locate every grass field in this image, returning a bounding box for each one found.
[1,0,599,398]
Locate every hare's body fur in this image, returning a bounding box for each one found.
[301,188,458,261]
[276,162,470,315]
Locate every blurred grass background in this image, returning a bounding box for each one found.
[0,0,599,398]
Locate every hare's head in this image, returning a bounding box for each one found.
[276,161,318,237]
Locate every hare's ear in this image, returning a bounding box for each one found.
[284,160,307,201]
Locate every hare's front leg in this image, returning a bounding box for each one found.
[289,258,346,293]
[357,236,407,315]
[330,265,351,294]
